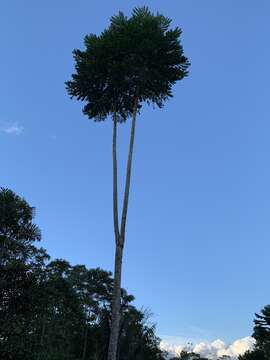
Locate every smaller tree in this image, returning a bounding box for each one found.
[0,188,41,266]
[253,305,270,357]
[170,350,208,360]
[0,188,44,360]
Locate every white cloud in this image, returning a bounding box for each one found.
[160,336,255,359]
[216,337,255,358]
[193,339,226,359]
[0,122,24,135]
[160,341,184,356]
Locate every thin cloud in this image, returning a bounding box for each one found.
[0,122,24,135]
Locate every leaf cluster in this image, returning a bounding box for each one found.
[0,188,41,266]
[252,305,270,358]
[66,6,190,122]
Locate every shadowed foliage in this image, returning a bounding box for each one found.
[0,188,166,360]
[0,188,41,266]
[238,349,265,360]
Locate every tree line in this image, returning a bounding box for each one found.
[1,189,270,360]
[0,188,164,360]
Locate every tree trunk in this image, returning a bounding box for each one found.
[120,100,138,239]
[112,113,120,241]
[37,318,46,360]
[107,100,138,360]
[107,243,123,360]
[82,325,88,360]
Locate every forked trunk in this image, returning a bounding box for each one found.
[107,100,138,360]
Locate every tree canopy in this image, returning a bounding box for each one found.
[250,305,270,359]
[66,6,190,122]
[0,187,41,265]
[238,350,265,360]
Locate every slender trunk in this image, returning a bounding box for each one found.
[107,100,138,360]
[82,325,88,360]
[120,99,138,239]
[112,113,120,241]
[107,244,123,360]
[107,111,121,360]
[37,318,46,360]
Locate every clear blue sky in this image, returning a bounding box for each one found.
[1,0,269,345]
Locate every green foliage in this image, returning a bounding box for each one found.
[0,188,166,360]
[253,305,270,351]
[119,307,164,360]
[66,6,190,122]
[0,187,41,265]
[170,350,209,360]
[238,349,266,360]
[237,304,270,360]
[250,305,270,359]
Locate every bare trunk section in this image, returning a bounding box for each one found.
[107,112,121,360]
[120,100,138,239]
[112,113,120,242]
[107,243,123,360]
[107,100,138,360]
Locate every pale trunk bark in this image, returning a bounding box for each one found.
[112,113,120,241]
[120,100,138,238]
[107,100,138,360]
[107,243,123,360]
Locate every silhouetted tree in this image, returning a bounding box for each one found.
[170,350,210,359]
[170,350,208,360]
[238,349,265,360]
[0,187,41,266]
[0,188,45,359]
[252,305,270,358]
[66,7,189,360]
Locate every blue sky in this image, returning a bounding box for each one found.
[1,0,270,346]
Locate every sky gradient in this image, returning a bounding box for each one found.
[1,0,270,346]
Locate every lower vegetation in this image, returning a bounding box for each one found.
[0,188,269,360]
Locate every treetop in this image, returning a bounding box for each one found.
[66,6,190,122]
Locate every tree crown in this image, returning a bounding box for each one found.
[66,6,190,122]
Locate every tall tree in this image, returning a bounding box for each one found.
[66,7,190,360]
